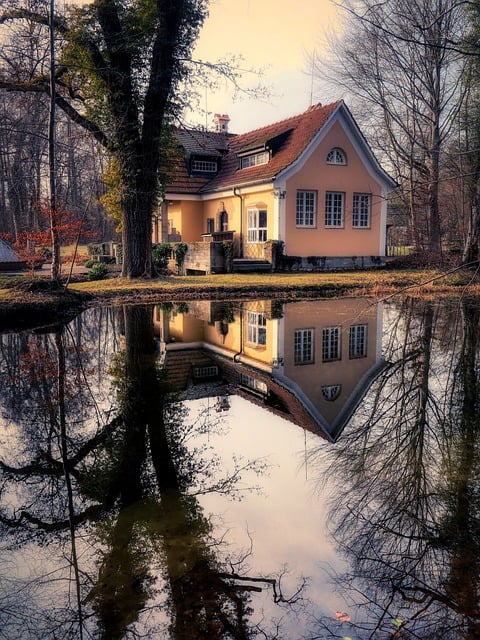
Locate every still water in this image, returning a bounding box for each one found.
[0,295,478,639]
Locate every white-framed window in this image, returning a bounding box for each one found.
[325,192,344,227]
[193,364,218,379]
[296,190,317,227]
[247,207,267,243]
[349,324,367,358]
[247,311,267,346]
[240,373,268,396]
[353,193,371,228]
[321,384,342,401]
[294,328,314,364]
[326,147,347,165]
[322,326,341,361]
[240,151,270,169]
[191,159,217,172]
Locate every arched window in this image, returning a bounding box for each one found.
[321,384,341,401]
[326,148,347,165]
[220,209,228,231]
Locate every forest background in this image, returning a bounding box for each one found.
[0,0,479,278]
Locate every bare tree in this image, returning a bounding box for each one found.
[307,297,480,639]
[0,0,209,278]
[0,3,115,255]
[318,0,467,255]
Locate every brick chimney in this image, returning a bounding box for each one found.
[213,113,230,133]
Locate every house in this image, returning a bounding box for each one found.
[153,297,385,442]
[0,237,24,271]
[154,101,397,273]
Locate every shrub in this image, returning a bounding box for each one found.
[174,242,188,273]
[84,258,97,269]
[152,242,172,274]
[87,262,109,280]
[222,241,234,273]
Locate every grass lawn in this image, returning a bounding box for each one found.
[0,266,478,311]
[66,266,479,300]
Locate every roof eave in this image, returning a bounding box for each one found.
[200,176,276,195]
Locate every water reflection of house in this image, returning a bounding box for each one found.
[154,298,384,441]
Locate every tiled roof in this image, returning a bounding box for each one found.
[175,129,232,156]
[166,101,342,195]
[166,154,213,194]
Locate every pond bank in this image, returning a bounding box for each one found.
[0,267,479,332]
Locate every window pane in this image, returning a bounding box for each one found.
[325,192,344,227]
[353,193,371,227]
[296,190,316,227]
[349,324,367,358]
[241,151,270,168]
[240,373,268,395]
[326,148,346,164]
[294,328,314,364]
[321,384,342,401]
[322,327,341,361]
[247,311,267,346]
[192,159,217,172]
[247,208,267,243]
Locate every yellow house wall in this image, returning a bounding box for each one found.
[167,200,203,243]
[197,191,274,258]
[282,298,380,425]
[240,300,274,365]
[166,301,274,366]
[192,301,274,366]
[202,315,242,353]
[285,121,383,256]
[201,198,239,235]
[168,313,205,343]
[240,190,275,258]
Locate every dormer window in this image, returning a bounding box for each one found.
[240,150,270,169]
[326,147,346,165]
[191,158,218,173]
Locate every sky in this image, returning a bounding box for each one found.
[188,394,351,636]
[70,0,341,134]
[190,0,340,133]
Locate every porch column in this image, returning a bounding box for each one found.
[273,186,286,243]
[160,201,169,242]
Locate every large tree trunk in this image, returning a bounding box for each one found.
[462,194,480,265]
[121,185,154,278]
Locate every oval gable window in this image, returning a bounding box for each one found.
[321,384,342,401]
[326,148,347,165]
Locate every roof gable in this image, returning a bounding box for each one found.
[0,238,21,263]
[165,101,395,195]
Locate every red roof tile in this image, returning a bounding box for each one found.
[166,101,342,196]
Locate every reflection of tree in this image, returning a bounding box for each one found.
[438,300,480,638]
[87,305,301,639]
[310,297,480,639]
[0,305,301,639]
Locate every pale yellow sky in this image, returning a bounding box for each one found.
[69,0,340,132]
[192,0,339,132]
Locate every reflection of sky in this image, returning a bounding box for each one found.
[187,394,353,635]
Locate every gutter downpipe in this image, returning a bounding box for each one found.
[233,305,244,363]
[234,187,243,258]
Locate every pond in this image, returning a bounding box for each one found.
[0,295,478,639]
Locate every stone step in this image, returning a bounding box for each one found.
[232,259,272,273]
